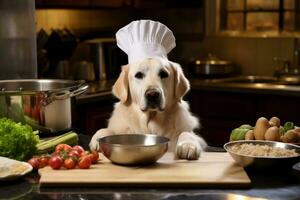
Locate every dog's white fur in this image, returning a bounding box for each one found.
[89,58,207,160]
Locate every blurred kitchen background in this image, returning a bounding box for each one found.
[32,0,300,79]
[2,0,300,146]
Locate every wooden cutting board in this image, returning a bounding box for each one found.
[39,152,251,188]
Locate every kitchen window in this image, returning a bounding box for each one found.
[207,0,300,37]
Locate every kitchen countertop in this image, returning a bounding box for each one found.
[1,135,299,200]
[76,77,300,104]
[191,79,300,97]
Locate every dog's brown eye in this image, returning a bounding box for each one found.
[159,70,169,79]
[135,72,144,79]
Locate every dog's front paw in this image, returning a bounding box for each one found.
[89,133,101,151]
[175,140,201,160]
[175,132,203,160]
[89,129,114,151]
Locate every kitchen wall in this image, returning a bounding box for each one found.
[35,6,296,77]
[35,9,131,33]
[34,6,204,79]
[177,37,295,76]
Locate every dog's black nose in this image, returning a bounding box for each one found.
[145,89,161,105]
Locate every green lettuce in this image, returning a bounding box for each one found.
[0,118,39,161]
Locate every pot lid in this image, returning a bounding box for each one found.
[0,79,84,93]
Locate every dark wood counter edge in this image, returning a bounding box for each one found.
[191,79,300,97]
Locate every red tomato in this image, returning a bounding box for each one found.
[39,155,50,168]
[90,150,99,164]
[51,151,58,157]
[72,145,85,155]
[68,150,80,159]
[55,144,72,153]
[48,156,63,170]
[64,158,76,169]
[58,151,69,161]
[51,151,67,161]
[87,154,95,164]
[80,150,90,157]
[78,156,92,169]
[28,157,40,170]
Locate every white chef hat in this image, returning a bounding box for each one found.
[116,20,176,64]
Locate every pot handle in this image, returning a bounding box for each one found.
[52,91,70,100]
[44,83,89,104]
[50,84,88,101]
[69,84,89,97]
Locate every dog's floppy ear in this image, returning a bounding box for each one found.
[171,62,190,101]
[112,65,129,103]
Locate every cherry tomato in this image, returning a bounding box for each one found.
[68,150,80,159]
[87,154,95,164]
[51,151,66,160]
[55,144,72,153]
[58,151,69,161]
[48,156,63,170]
[78,156,92,169]
[39,155,50,168]
[80,150,90,157]
[51,151,58,157]
[72,145,85,155]
[64,158,76,169]
[90,150,99,164]
[28,157,40,170]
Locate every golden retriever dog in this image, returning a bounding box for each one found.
[89,58,207,160]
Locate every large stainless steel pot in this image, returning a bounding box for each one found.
[191,54,234,78]
[0,79,88,133]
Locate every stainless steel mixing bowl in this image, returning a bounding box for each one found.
[98,134,169,166]
[224,140,300,169]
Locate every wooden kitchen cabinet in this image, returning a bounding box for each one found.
[132,0,202,8]
[35,0,89,8]
[35,0,127,8]
[35,0,200,9]
[89,0,129,7]
[189,90,300,147]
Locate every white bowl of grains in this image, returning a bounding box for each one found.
[224,140,300,169]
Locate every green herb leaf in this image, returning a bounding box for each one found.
[283,122,294,133]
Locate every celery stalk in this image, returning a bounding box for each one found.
[36,131,78,155]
